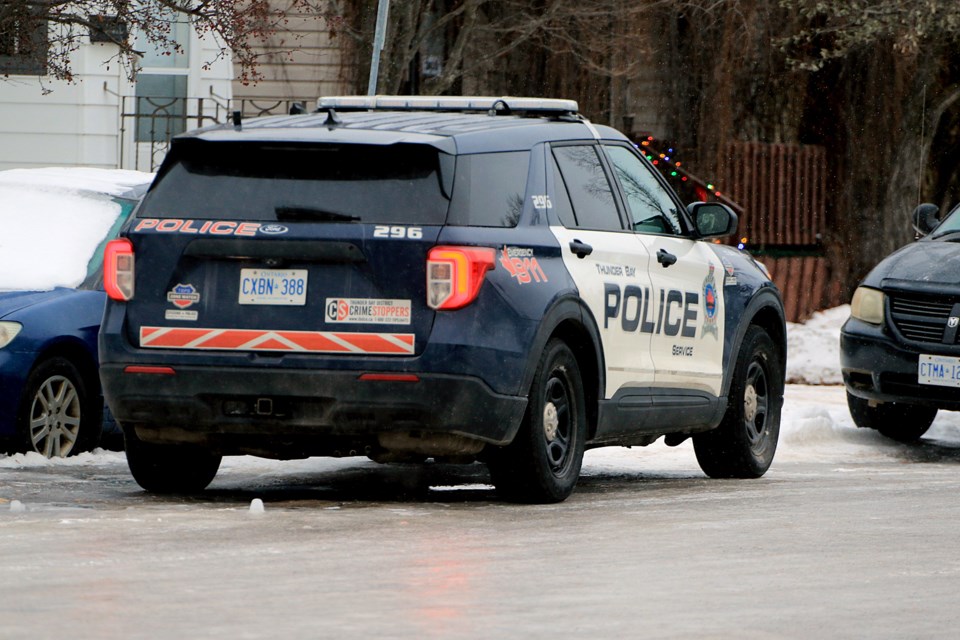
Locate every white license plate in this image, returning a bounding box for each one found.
[918,354,960,388]
[239,269,307,306]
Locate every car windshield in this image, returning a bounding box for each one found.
[930,203,960,238]
[0,187,137,292]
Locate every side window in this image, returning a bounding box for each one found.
[549,160,577,228]
[0,5,48,75]
[447,151,530,227]
[604,145,683,235]
[552,144,623,231]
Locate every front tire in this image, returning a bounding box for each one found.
[124,428,222,493]
[846,392,935,443]
[694,326,783,478]
[17,357,101,457]
[489,339,587,503]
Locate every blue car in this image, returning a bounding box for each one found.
[0,168,152,457]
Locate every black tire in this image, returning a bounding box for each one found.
[846,392,935,443]
[17,356,101,457]
[124,428,222,493]
[488,339,587,503]
[694,326,782,478]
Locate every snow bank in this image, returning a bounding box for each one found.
[0,450,126,468]
[785,305,848,385]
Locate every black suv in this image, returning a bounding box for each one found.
[99,96,786,502]
[842,202,960,442]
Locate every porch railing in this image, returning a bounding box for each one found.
[120,96,309,171]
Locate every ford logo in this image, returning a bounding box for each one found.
[259,224,289,235]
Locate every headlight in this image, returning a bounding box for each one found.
[850,286,885,324]
[0,321,22,349]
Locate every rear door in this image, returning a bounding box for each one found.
[547,143,656,399]
[125,141,449,358]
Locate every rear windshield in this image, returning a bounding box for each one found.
[139,142,450,225]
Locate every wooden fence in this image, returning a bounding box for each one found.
[720,141,835,322]
[722,142,827,247]
[758,256,845,323]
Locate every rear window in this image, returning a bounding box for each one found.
[139,142,450,225]
[446,151,530,227]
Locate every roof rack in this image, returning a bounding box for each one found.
[315,95,579,117]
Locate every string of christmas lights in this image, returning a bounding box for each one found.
[636,135,749,250]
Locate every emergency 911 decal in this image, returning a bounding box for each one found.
[500,246,548,284]
[325,298,412,325]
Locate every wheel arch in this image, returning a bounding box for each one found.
[723,288,787,398]
[28,338,102,399]
[520,296,605,440]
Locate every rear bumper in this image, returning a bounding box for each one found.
[841,318,960,410]
[100,364,527,456]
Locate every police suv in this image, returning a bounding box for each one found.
[99,96,786,502]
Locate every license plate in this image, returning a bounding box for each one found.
[239,269,307,306]
[918,354,960,388]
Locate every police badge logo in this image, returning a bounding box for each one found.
[702,264,719,339]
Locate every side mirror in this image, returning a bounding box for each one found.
[912,203,939,236]
[687,201,738,239]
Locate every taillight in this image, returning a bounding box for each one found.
[104,238,135,301]
[427,246,496,310]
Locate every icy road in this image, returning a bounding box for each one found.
[2,383,960,639]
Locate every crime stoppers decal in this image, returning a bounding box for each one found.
[324,298,411,325]
[140,327,415,355]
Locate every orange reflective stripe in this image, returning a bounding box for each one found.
[139,327,415,355]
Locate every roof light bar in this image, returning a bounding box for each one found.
[316,95,579,115]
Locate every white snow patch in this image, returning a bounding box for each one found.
[249,498,265,514]
[0,167,153,291]
[786,305,849,385]
[0,449,126,468]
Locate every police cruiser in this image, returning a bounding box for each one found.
[99,96,787,502]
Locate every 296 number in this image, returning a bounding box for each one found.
[374,225,422,239]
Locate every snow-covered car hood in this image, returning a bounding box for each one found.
[863,238,960,288]
[0,288,71,320]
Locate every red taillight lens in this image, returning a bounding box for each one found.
[104,238,135,301]
[426,246,496,310]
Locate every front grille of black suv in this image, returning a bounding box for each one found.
[888,294,955,342]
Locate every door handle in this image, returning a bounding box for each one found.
[569,239,593,259]
[656,248,677,267]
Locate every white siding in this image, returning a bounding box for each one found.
[0,41,129,170]
[231,3,347,107]
[0,24,234,172]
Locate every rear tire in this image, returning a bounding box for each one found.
[694,326,782,478]
[17,357,101,457]
[846,392,935,443]
[124,428,221,493]
[489,339,587,503]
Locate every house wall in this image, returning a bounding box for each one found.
[231,3,349,109]
[0,25,234,172]
[0,41,129,170]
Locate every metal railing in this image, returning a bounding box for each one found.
[120,95,309,171]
